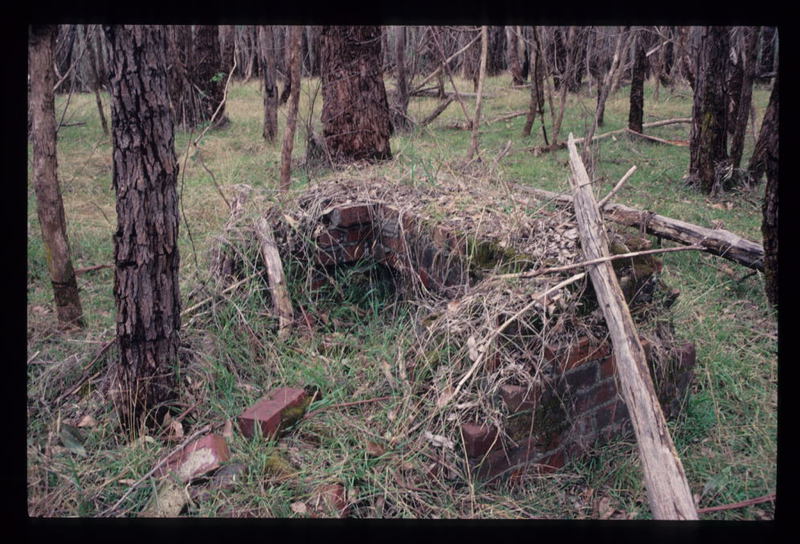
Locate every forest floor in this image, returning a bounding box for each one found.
[26,74,776,519]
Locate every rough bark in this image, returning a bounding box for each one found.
[659,27,675,86]
[166,25,201,131]
[689,26,730,194]
[760,79,778,307]
[729,27,760,169]
[567,134,698,520]
[104,25,181,432]
[258,25,279,142]
[194,25,228,127]
[467,26,488,161]
[749,75,778,184]
[628,30,647,134]
[522,26,548,143]
[486,26,506,76]
[757,27,777,77]
[320,26,392,163]
[279,26,302,192]
[29,24,85,328]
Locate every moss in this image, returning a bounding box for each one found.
[279,396,313,430]
[466,238,532,275]
[504,388,569,445]
[263,451,294,477]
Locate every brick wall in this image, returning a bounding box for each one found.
[306,201,695,482]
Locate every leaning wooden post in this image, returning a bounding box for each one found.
[566,133,698,520]
[253,216,294,340]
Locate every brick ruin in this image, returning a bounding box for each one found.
[293,198,696,481]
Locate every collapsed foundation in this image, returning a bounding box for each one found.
[214,177,696,482]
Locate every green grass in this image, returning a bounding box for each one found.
[27,73,776,519]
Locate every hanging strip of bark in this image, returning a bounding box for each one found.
[279,26,302,191]
[254,216,294,339]
[567,133,698,520]
[467,25,488,161]
[512,183,764,271]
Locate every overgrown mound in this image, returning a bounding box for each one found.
[212,176,689,483]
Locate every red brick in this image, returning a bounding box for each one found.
[538,449,565,472]
[547,337,611,371]
[315,229,346,249]
[599,356,616,379]
[564,360,599,391]
[339,242,368,263]
[592,379,618,406]
[499,383,541,412]
[156,434,231,481]
[238,387,307,439]
[461,423,500,458]
[314,250,338,266]
[345,225,374,243]
[678,342,696,370]
[328,205,374,228]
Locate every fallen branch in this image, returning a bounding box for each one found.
[567,133,697,520]
[626,128,689,146]
[697,493,775,514]
[75,263,112,275]
[598,165,637,209]
[528,118,692,154]
[419,97,454,127]
[492,244,703,280]
[512,185,764,271]
[253,216,294,339]
[486,110,528,125]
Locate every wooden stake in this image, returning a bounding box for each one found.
[567,133,697,520]
[253,216,294,339]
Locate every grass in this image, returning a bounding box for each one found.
[26,72,777,519]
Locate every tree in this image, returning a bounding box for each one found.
[29,24,85,328]
[166,25,201,131]
[219,25,236,75]
[258,25,278,142]
[688,26,729,194]
[467,25,488,161]
[279,26,302,192]
[104,25,181,433]
[757,78,778,307]
[729,27,760,169]
[320,26,392,163]
[522,26,547,143]
[507,26,524,85]
[194,25,229,128]
[628,29,647,134]
[85,25,109,136]
[390,25,412,131]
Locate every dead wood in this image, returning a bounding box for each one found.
[253,216,294,339]
[528,117,691,154]
[567,133,698,520]
[513,184,764,271]
[419,97,454,127]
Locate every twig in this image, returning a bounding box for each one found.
[303,396,394,420]
[410,33,480,93]
[486,110,528,125]
[55,339,115,405]
[98,423,217,517]
[697,493,775,514]
[626,128,688,146]
[492,245,704,280]
[598,165,637,209]
[75,263,112,275]
[180,271,261,318]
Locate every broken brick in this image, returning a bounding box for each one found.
[328,205,374,228]
[461,423,500,458]
[156,433,230,481]
[309,483,350,518]
[238,387,308,439]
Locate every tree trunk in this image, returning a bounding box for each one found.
[689,26,730,194]
[729,26,760,169]
[219,25,236,76]
[279,26,302,192]
[85,25,109,136]
[194,25,228,127]
[467,26,488,161]
[659,27,675,86]
[760,80,779,307]
[258,25,279,142]
[628,30,647,134]
[757,27,776,77]
[567,134,698,520]
[522,26,548,143]
[166,25,201,131]
[320,26,392,163]
[507,26,524,85]
[390,25,412,131]
[104,24,181,433]
[486,26,505,76]
[749,75,778,184]
[29,25,85,329]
